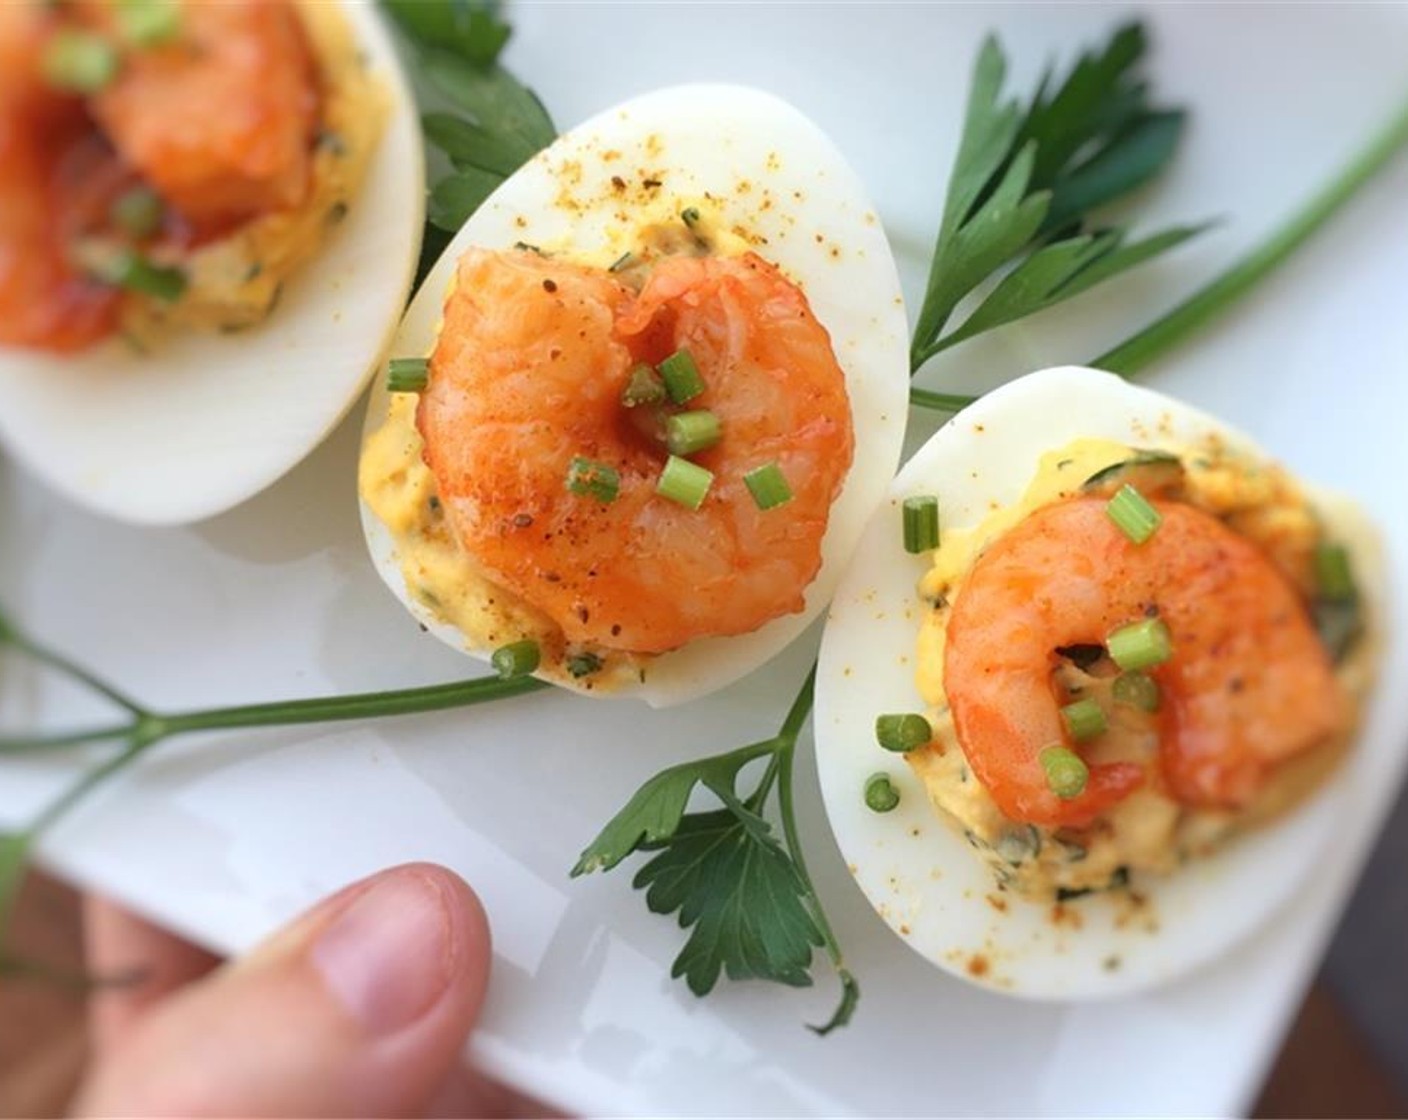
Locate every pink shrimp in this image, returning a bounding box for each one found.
[417,247,854,654]
[943,497,1348,828]
[0,0,319,352]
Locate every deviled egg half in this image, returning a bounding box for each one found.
[816,366,1382,999]
[0,0,424,525]
[359,84,909,706]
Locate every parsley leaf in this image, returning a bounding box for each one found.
[635,800,823,996]
[574,671,858,1031]
[910,22,1202,373]
[571,741,772,875]
[380,0,555,235]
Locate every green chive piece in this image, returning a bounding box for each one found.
[42,31,119,93]
[110,186,164,239]
[864,772,900,813]
[621,363,666,407]
[681,206,702,228]
[656,455,713,509]
[875,713,932,753]
[1113,672,1161,713]
[491,639,540,680]
[387,357,429,393]
[1107,618,1173,672]
[665,410,721,457]
[566,651,604,678]
[1106,484,1162,544]
[1315,542,1356,603]
[902,495,940,553]
[116,0,181,46]
[608,251,634,273]
[1039,745,1089,800]
[744,463,792,510]
[1060,698,1108,742]
[658,348,705,404]
[566,457,620,503]
[91,249,186,301]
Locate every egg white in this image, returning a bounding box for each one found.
[360,84,910,707]
[814,366,1384,999]
[0,2,424,526]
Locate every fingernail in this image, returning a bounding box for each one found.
[312,870,456,1035]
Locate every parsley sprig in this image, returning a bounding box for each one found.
[909,24,1205,379]
[381,0,555,248]
[573,668,859,1032]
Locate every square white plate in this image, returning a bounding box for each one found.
[3,4,1407,1115]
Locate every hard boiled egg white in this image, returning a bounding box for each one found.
[360,84,909,707]
[815,366,1384,999]
[0,2,423,526]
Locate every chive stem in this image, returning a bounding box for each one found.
[1106,484,1162,544]
[665,410,722,457]
[387,357,430,393]
[875,713,932,753]
[566,457,621,503]
[658,348,705,404]
[1113,672,1161,713]
[491,640,540,680]
[656,455,713,509]
[743,463,793,511]
[1107,618,1173,672]
[864,772,900,812]
[902,495,940,553]
[1060,698,1108,742]
[1039,745,1089,799]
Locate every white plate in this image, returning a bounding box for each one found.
[3,5,1408,1116]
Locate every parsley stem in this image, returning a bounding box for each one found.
[772,666,860,1034]
[157,676,547,737]
[909,387,977,414]
[4,628,145,716]
[1097,94,1408,375]
[0,725,134,755]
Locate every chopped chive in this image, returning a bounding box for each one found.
[655,455,713,509]
[1060,698,1108,742]
[902,495,940,553]
[90,249,186,301]
[875,713,932,753]
[658,348,705,404]
[110,186,164,239]
[621,363,666,407]
[42,31,119,93]
[608,251,634,272]
[1113,672,1161,713]
[1315,542,1356,603]
[1039,745,1089,800]
[665,410,721,456]
[864,772,900,813]
[566,457,620,503]
[744,463,792,510]
[491,639,540,680]
[116,0,181,46]
[681,206,702,228]
[566,651,604,678]
[1106,484,1162,544]
[387,357,429,393]
[1107,618,1173,672]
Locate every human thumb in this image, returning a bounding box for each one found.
[74,863,492,1118]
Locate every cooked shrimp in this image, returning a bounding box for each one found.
[943,497,1347,828]
[85,0,319,234]
[0,0,320,350]
[418,247,854,654]
[0,7,121,351]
